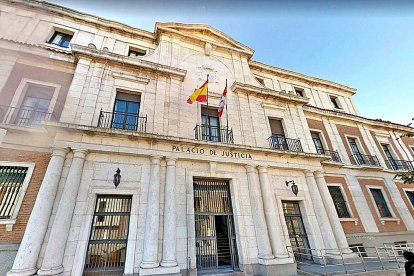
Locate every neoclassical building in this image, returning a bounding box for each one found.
[0,1,414,275]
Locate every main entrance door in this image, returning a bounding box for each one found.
[194,179,239,273]
[282,201,312,261]
[84,195,132,276]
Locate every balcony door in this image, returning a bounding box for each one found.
[112,92,140,130]
[311,132,325,154]
[269,119,287,150]
[16,84,54,126]
[381,144,398,169]
[201,107,221,142]
[347,137,364,164]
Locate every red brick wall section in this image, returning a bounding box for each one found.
[306,118,333,150]
[0,148,50,243]
[357,178,406,232]
[402,137,414,157]
[324,175,365,234]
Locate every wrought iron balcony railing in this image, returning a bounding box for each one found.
[316,148,342,163]
[0,105,55,127]
[350,153,381,167]
[194,124,234,144]
[268,135,303,153]
[97,109,147,132]
[385,159,414,171]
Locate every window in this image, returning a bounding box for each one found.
[48,31,73,48]
[294,87,305,97]
[269,119,285,136]
[381,144,398,169]
[16,84,54,126]
[330,95,342,109]
[112,91,141,130]
[348,137,362,158]
[369,188,392,218]
[405,190,414,208]
[255,76,265,86]
[328,186,351,218]
[128,47,146,57]
[311,132,325,154]
[201,107,221,142]
[269,119,288,150]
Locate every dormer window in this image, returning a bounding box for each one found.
[48,31,73,48]
[128,47,146,57]
[330,95,342,109]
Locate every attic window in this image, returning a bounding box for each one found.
[128,47,146,57]
[255,77,265,86]
[330,95,342,109]
[294,87,305,97]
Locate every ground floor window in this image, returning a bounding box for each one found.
[84,195,132,275]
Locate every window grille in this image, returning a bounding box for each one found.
[328,186,351,218]
[370,188,392,218]
[0,166,28,219]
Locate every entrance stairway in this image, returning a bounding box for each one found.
[216,232,231,266]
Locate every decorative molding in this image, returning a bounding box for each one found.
[112,72,150,84]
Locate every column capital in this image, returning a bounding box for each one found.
[314,170,325,178]
[72,149,88,159]
[150,155,163,164]
[165,157,177,166]
[304,170,314,177]
[245,164,256,173]
[257,165,268,173]
[51,147,69,158]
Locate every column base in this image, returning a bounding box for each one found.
[160,259,178,267]
[259,256,294,265]
[259,262,297,276]
[7,267,38,276]
[139,265,181,276]
[37,265,64,276]
[140,261,160,269]
[258,253,274,260]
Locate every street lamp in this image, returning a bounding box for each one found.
[286,180,298,196]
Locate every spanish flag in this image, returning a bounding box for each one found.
[187,80,208,104]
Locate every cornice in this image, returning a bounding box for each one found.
[71,44,186,80]
[4,0,155,41]
[303,105,414,133]
[249,60,357,95]
[231,82,309,104]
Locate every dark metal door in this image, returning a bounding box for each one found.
[194,179,239,272]
[282,201,312,261]
[84,195,132,276]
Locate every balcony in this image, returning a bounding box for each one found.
[97,109,147,132]
[350,154,381,167]
[194,124,234,144]
[267,135,303,153]
[0,105,55,127]
[385,159,414,171]
[316,149,342,163]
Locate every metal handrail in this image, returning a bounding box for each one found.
[317,149,342,163]
[350,153,381,167]
[0,105,56,127]
[385,159,414,171]
[267,135,303,152]
[194,124,234,144]
[286,244,414,275]
[97,109,147,132]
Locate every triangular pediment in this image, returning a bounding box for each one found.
[155,22,254,57]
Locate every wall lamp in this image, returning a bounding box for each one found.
[286,180,298,196]
[113,168,121,188]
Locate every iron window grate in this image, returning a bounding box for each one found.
[0,166,28,219]
[328,186,351,218]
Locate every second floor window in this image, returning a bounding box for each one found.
[48,31,73,48]
[328,186,351,218]
[16,84,54,126]
[369,188,392,218]
[311,132,325,154]
[348,137,362,155]
[112,92,141,131]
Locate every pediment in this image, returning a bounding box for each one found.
[155,22,254,57]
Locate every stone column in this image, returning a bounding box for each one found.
[257,166,289,258]
[304,170,338,250]
[246,165,274,260]
[140,156,162,269]
[313,171,350,250]
[7,148,68,276]
[38,149,88,275]
[161,158,178,267]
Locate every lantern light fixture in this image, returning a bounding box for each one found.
[285,180,298,196]
[113,168,121,188]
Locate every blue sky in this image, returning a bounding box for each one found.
[50,0,414,125]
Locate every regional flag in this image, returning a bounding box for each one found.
[218,84,227,117]
[187,80,208,104]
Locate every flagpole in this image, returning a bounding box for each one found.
[206,74,209,110]
[225,79,228,130]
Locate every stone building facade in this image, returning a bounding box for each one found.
[0,0,414,275]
